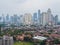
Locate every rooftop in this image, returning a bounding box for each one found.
[33,36,47,40]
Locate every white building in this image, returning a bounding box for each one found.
[33,36,47,40]
[47,8,53,25]
[3,35,13,45]
[41,8,54,26]
[23,13,32,25]
[42,12,49,26]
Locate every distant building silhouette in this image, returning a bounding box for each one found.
[0,35,13,45]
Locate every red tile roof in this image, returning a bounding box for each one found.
[50,34,60,38]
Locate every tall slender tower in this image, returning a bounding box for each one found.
[55,15,58,25]
[19,15,24,25]
[38,9,41,25]
[47,8,52,25]
[33,12,38,25]
[2,14,5,24]
[6,14,10,24]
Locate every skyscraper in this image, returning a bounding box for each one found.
[0,37,3,45]
[6,14,10,24]
[10,16,14,24]
[0,16,3,23]
[23,13,32,25]
[2,14,5,24]
[19,15,24,25]
[42,12,48,26]
[51,15,55,25]
[55,15,58,25]
[6,14,9,21]
[33,12,38,25]
[47,8,52,25]
[38,9,41,25]
[13,14,18,24]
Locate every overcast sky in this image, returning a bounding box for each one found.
[0,0,60,19]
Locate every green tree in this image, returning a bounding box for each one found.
[54,38,60,44]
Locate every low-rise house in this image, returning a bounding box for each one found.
[50,34,60,38]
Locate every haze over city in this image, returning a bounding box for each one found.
[0,0,60,19]
[0,0,60,45]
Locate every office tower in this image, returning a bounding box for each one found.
[16,15,20,26]
[33,12,38,25]
[51,15,55,25]
[38,9,41,25]
[13,14,18,24]
[3,35,13,45]
[0,16,2,20]
[6,14,10,24]
[23,13,32,25]
[0,16,3,23]
[6,14,9,21]
[40,13,43,25]
[2,14,5,24]
[47,8,52,25]
[19,15,24,25]
[42,12,48,26]
[10,16,14,24]
[55,15,58,25]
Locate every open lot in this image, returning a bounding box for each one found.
[14,41,34,45]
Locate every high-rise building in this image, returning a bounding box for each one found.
[42,12,48,26]
[38,9,41,25]
[0,16,3,23]
[13,14,18,24]
[41,8,54,26]
[0,35,13,45]
[6,14,9,21]
[3,35,13,45]
[47,8,52,25]
[33,12,38,25]
[51,15,55,25]
[0,37,3,45]
[19,15,24,25]
[55,15,58,25]
[40,13,43,25]
[2,14,5,24]
[23,13,32,25]
[5,14,10,24]
[10,16,14,24]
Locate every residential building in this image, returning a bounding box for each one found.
[55,15,58,25]
[23,13,32,25]
[47,8,52,25]
[19,15,24,25]
[3,35,13,45]
[33,12,38,25]
[38,9,41,25]
[42,12,48,26]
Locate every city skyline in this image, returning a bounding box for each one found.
[0,9,58,26]
[0,0,60,19]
